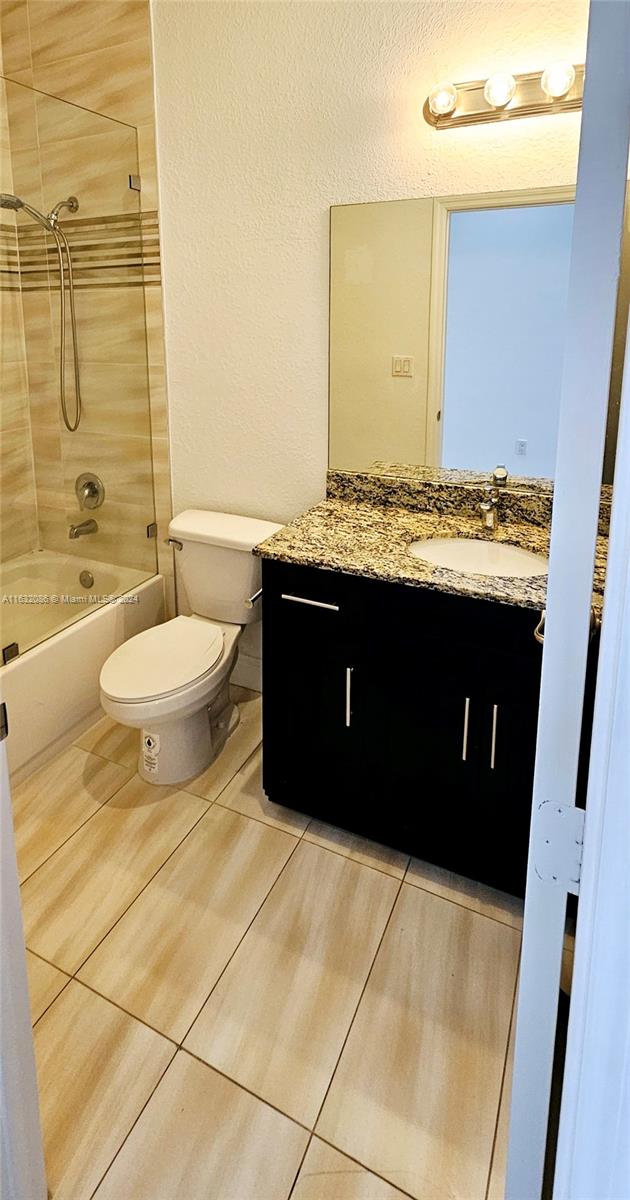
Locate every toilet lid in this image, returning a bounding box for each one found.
[100,616,225,702]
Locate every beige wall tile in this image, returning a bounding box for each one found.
[34,84,122,144]
[143,283,166,366]
[21,289,55,360]
[32,36,154,126]
[1,288,26,365]
[52,284,147,362]
[39,128,139,219]
[0,0,32,75]
[28,0,149,66]
[4,72,38,149]
[293,1139,409,1200]
[21,775,208,972]
[26,358,57,426]
[55,501,158,571]
[94,1050,308,1200]
[137,121,157,210]
[60,361,152,437]
[0,426,38,559]
[317,884,519,1200]
[26,950,69,1024]
[0,360,29,430]
[61,429,154,508]
[12,743,133,881]
[31,424,64,511]
[148,361,168,435]
[79,804,297,1041]
[35,980,173,1200]
[185,840,399,1126]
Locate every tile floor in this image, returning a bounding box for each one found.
[15,685,533,1200]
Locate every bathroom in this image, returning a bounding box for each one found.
[1,0,629,1197]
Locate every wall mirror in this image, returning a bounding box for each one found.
[329,187,628,485]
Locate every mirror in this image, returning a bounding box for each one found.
[329,188,628,484]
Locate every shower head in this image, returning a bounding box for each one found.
[0,193,53,230]
[0,192,24,210]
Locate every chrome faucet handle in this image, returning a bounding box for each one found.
[492,465,508,487]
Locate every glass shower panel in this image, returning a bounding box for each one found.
[0,78,157,658]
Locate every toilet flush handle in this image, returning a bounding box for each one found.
[245,588,263,609]
[166,537,183,550]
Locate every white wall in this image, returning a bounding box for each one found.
[442,203,574,477]
[150,0,588,524]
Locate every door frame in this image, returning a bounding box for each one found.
[506,1,630,1196]
[425,185,575,468]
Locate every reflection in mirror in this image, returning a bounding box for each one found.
[329,189,627,485]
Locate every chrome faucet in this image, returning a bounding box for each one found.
[479,485,500,533]
[68,518,98,540]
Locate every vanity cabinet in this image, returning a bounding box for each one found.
[261,560,590,898]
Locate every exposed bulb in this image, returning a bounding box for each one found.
[483,72,516,109]
[541,61,576,99]
[428,81,458,117]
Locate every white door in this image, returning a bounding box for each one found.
[0,711,47,1200]
[506,2,630,1197]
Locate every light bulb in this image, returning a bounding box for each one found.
[483,72,516,109]
[541,61,576,99]
[428,81,458,117]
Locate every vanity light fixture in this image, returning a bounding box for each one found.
[423,62,584,130]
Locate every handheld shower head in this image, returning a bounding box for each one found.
[0,193,53,230]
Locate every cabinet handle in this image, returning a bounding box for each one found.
[345,667,353,728]
[490,704,498,770]
[281,593,340,612]
[461,696,470,761]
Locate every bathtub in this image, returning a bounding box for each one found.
[0,553,164,780]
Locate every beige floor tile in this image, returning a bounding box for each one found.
[79,805,298,1041]
[405,856,524,929]
[293,1138,409,1200]
[304,820,409,879]
[185,840,399,1127]
[185,689,263,803]
[93,1050,308,1200]
[21,776,208,973]
[487,990,517,1200]
[26,951,69,1024]
[317,884,519,1200]
[12,744,133,881]
[35,980,173,1200]
[75,713,139,769]
[216,747,310,834]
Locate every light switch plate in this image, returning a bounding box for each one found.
[392,356,414,378]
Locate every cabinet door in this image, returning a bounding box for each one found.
[261,562,357,810]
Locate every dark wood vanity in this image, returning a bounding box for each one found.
[261,557,598,899]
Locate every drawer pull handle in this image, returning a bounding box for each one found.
[490,704,498,770]
[281,593,340,612]
[462,696,470,761]
[345,667,353,728]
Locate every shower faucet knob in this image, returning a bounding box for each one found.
[75,472,105,510]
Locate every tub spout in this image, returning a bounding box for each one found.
[68,518,98,540]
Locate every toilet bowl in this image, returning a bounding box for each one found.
[99,510,282,784]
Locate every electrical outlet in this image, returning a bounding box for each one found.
[515,439,528,456]
[392,356,414,378]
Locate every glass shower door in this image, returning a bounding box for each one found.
[0,76,158,658]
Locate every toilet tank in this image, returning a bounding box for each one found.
[168,510,283,625]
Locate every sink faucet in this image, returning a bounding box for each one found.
[68,518,98,540]
[479,485,499,533]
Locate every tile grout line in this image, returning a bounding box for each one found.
[312,1133,420,1200]
[402,871,524,931]
[18,760,138,886]
[484,960,522,1200]
[176,826,309,1048]
[309,873,405,1138]
[87,1046,179,1200]
[286,1132,314,1200]
[69,797,219,979]
[181,1045,313,1135]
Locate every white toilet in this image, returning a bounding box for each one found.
[99,510,281,784]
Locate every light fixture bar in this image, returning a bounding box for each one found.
[424,64,584,130]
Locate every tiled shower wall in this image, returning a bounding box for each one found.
[0,0,174,608]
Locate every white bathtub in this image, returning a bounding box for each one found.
[1,570,164,781]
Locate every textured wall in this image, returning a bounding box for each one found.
[151,0,589,524]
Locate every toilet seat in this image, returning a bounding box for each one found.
[100,615,225,703]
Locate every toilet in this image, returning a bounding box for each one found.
[99,510,282,784]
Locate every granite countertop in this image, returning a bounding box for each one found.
[254,497,608,614]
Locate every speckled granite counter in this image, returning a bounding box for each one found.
[255,496,608,614]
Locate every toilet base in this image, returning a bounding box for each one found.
[137,687,240,785]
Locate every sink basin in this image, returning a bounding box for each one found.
[408,537,548,578]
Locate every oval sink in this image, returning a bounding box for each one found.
[408,537,548,578]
